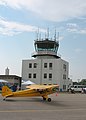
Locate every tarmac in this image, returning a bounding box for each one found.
[0,93,86,120]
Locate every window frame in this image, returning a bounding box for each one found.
[29,63,32,68]
[49,63,53,69]
[44,63,47,68]
[44,73,47,79]
[28,73,32,78]
[49,73,52,79]
[34,63,37,68]
[33,73,36,78]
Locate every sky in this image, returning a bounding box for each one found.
[0,0,86,82]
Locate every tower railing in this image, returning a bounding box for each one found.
[31,50,57,56]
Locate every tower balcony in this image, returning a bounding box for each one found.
[31,50,60,58]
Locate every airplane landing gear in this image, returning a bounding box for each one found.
[47,98,51,102]
[43,97,46,101]
[43,97,51,102]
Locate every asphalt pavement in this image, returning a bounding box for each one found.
[0,93,86,120]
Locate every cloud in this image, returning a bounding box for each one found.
[79,29,86,34]
[0,0,86,22]
[0,17,45,36]
[67,23,78,28]
[0,0,86,21]
[67,23,78,32]
[66,23,86,34]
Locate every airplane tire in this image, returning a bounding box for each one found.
[48,98,51,102]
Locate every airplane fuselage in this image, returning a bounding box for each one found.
[2,84,59,102]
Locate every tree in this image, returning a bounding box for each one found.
[79,79,86,85]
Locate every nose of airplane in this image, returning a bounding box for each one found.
[52,87,59,92]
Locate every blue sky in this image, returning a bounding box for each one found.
[0,0,86,81]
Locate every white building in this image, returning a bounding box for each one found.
[22,38,72,91]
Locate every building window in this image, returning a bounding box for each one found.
[49,73,52,79]
[44,63,47,68]
[49,63,52,69]
[34,63,37,68]
[28,73,32,78]
[29,63,32,68]
[44,73,47,79]
[63,74,66,79]
[63,85,66,90]
[63,64,66,71]
[33,73,36,78]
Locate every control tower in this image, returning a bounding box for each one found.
[22,31,71,91]
[32,37,60,59]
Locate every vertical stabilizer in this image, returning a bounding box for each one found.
[2,86,13,97]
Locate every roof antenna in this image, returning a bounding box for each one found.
[39,33,41,40]
[57,32,59,42]
[36,27,39,40]
[45,32,47,39]
[54,28,56,41]
[47,27,49,39]
[36,31,38,40]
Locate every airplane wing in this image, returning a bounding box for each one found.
[26,84,52,89]
[26,84,59,93]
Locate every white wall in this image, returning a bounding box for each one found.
[22,58,71,91]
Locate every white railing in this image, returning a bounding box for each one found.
[32,51,57,56]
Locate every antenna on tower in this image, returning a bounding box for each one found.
[36,31,38,40]
[54,28,57,41]
[39,33,41,40]
[57,32,59,41]
[36,27,39,40]
[45,32,47,39]
[47,27,49,39]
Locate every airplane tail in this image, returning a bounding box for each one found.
[2,86,13,97]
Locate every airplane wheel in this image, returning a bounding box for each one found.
[3,98,6,101]
[43,97,46,101]
[48,98,51,102]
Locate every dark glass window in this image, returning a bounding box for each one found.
[63,85,66,90]
[44,63,47,68]
[49,73,52,79]
[28,73,32,78]
[33,73,36,78]
[34,63,37,68]
[44,73,47,79]
[74,86,77,88]
[63,64,66,71]
[29,63,32,68]
[63,74,66,79]
[49,63,52,69]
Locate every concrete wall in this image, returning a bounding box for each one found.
[22,58,72,91]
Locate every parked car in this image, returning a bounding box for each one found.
[69,85,86,93]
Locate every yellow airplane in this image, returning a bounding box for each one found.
[2,84,59,102]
